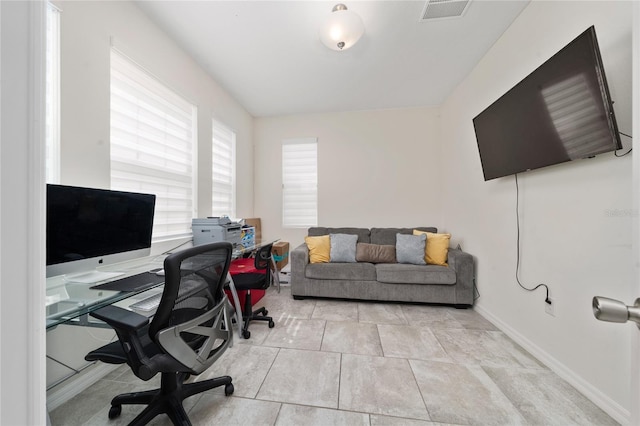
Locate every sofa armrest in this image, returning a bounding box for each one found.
[290,243,309,295]
[291,243,309,271]
[447,248,475,305]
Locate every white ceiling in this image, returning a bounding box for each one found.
[135,0,530,117]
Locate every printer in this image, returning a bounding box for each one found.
[192,217,242,247]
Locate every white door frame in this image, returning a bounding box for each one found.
[28,1,48,424]
[631,3,640,425]
[0,1,47,424]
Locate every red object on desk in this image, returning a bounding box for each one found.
[225,257,266,311]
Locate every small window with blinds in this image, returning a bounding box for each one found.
[282,138,318,228]
[110,49,197,241]
[212,120,236,218]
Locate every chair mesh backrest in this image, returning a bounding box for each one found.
[149,242,233,373]
[255,244,273,269]
[254,243,273,282]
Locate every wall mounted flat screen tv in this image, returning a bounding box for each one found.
[473,26,621,181]
[46,184,156,278]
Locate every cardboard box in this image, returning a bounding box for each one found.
[271,241,289,270]
[244,218,261,241]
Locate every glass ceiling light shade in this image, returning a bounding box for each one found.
[319,4,364,51]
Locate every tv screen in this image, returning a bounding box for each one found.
[46,184,156,277]
[473,26,621,181]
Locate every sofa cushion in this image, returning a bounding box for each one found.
[356,243,396,264]
[306,262,377,281]
[396,233,426,265]
[330,233,358,263]
[370,227,437,245]
[305,235,331,263]
[308,227,371,243]
[376,264,456,285]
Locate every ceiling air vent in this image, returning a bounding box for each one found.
[421,0,472,21]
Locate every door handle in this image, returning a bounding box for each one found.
[592,296,640,329]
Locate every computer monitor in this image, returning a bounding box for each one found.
[46,184,156,279]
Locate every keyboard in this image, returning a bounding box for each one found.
[90,271,165,292]
[129,293,162,312]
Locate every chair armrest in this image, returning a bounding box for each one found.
[89,305,158,380]
[90,305,149,333]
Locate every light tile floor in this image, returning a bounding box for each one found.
[50,286,618,426]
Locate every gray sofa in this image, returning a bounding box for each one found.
[290,227,475,308]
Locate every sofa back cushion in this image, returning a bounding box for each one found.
[308,227,371,243]
[370,227,437,245]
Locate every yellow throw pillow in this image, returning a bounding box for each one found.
[413,230,451,266]
[305,235,331,263]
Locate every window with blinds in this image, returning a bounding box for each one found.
[45,3,60,184]
[110,49,197,241]
[211,120,236,218]
[282,138,318,227]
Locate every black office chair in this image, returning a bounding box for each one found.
[229,243,275,339]
[85,242,235,426]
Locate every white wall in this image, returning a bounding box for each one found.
[57,0,254,218]
[440,0,632,421]
[254,107,443,248]
[47,0,254,393]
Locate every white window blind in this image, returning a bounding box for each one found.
[211,120,236,218]
[282,138,318,227]
[110,49,197,241]
[45,3,60,184]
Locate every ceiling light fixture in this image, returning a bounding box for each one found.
[319,4,364,51]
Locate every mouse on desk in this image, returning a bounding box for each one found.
[155,269,165,276]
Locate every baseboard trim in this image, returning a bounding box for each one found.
[46,362,118,411]
[474,304,630,425]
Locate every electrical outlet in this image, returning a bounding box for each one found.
[545,298,555,316]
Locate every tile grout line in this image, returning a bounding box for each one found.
[405,357,434,423]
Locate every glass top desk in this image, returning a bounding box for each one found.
[45,240,279,334]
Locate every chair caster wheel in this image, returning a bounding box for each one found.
[108,405,122,419]
[268,320,275,328]
[225,383,234,396]
[242,330,251,339]
[263,310,269,316]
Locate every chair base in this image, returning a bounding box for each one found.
[108,371,233,426]
[241,293,275,339]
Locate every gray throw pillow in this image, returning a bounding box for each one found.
[330,233,358,263]
[396,233,426,265]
